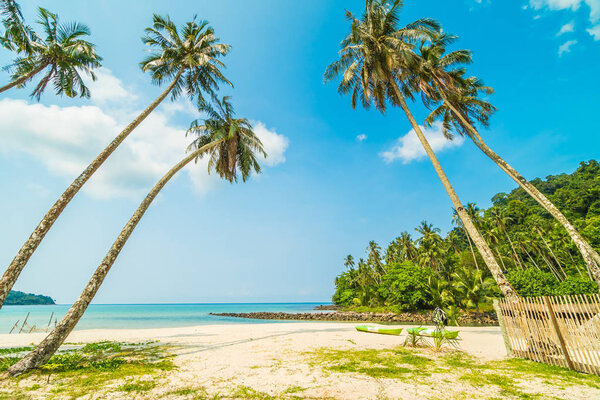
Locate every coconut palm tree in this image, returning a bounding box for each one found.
[0,0,36,54]
[5,97,266,376]
[416,33,600,287]
[367,241,385,279]
[0,14,232,310]
[452,266,493,313]
[323,0,517,298]
[397,232,418,262]
[0,6,101,98]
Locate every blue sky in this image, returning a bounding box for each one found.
[0,0,598,304]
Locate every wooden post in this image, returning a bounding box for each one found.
[18,312,30,333]
[46,312,54,332]
[493,299,513,357]
[9,320,19,334]
[544,296,575,371]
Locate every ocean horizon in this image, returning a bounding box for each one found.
[0,302,331,333]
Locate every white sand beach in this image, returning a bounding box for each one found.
[4,322,598,399]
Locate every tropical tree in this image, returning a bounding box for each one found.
[0,5,101,98]
[416,33,600,287]
[0,14,232,310]
[6,97,266,376]
[367,240,385,279]
[452,266,493,312]
[323,0,517,298]
[0,0,36,54]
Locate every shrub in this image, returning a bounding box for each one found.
[380,261,433,310]
[507,268,598,297]
[555,276,599,295]
[507,269,557,297]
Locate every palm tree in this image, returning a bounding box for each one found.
[344,254,356,271]
[416,34,600,287]
[452,208,482,276]
[0,6,101,98]
[5,97,266,376]
[452,266,493,313]
[323,0,517,298]
[367,241,385,278]
[397,232,418,261]
[0,15,232,310]
[489,207,524,270]
[1,0,36,54]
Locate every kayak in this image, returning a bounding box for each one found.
[406,327,459,339]
[355,325,403,336]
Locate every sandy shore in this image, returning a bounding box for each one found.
[2,322,598,399]
[0,322,506,360]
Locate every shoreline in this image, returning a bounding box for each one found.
[0,321,506,360]
[2,322,597,399]
[210,310,499,326]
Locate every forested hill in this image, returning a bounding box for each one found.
[5,290,55,305]
[332,160,600,315]
[493,160,600,241]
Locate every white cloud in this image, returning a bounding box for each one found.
[0,70,288,200]
[252,122,288,167]
[529,0,600,38]
[558,39,578,55]
[557,21,576,34]
[87,68,137,105]
[380,121,464,164]
[588,24,600,39]
[356,134,367,142]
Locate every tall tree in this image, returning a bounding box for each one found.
[0,0,36,54]
[0,14,232,310]
[5,97,266,376]
[415,33,600,287]
[323,0,517,298]
[0,6,101,98]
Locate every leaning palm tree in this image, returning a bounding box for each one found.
[0,7,101,98]
[0,14,232,310]
[324,0,517,298]
[0,0,36,54]
[416,33,600,287]
[5,97,266,376]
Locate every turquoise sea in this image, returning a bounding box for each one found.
[0,303,330,333]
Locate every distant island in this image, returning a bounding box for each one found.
[5,290,55,305]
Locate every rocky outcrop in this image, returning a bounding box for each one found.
[209,310,498,326]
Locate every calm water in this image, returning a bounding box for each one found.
[0,303,330,333]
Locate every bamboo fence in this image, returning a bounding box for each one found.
[497,295,600,375]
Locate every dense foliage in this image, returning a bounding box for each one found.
[333,161,600,313]
[5,290,55,305]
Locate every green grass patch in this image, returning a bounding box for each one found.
[0,347,33,355]
[309,347,432,380]
[231,385,275,399]
[0,341,174,399]
[118,379,156,392]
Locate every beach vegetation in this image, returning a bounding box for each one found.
[0,341,173,399]
[309,346,600,398]
[6,96,266,376]
[0,9,232,311]
[324,0,517,297]
[0,2,102,98]
[332,161,600,318]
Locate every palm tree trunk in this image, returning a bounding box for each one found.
[5,139,221,376]
[444,101,600,287]
[0,63,47,94]
[0,70,184,310]
[387,79,517,299]
[535,226,567,279]
[465,230,484,284]
[522,246,541,270]
[502,228,524,270]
